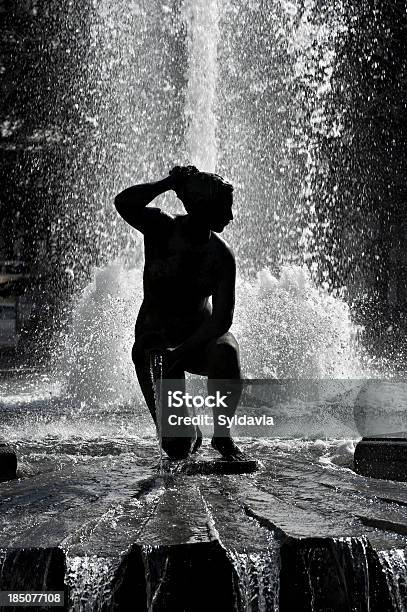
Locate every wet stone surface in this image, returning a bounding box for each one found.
[1,375,407,610]
[1,436,407,611]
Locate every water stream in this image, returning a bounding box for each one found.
[150,351,164,474]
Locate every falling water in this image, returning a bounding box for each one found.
[150,351,164,472]
[183,0,220,171]
[293,536,371,610]
[378,549,407,611]
[71,0,352,273]
[66,556,117,612]
[141,544,169,611]
[228,548,280,612]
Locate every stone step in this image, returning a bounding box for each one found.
[160,457,259,475]
[0,443,17,481]
[354,437,407,481]
[2,451,407,609]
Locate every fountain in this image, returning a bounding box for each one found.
[1,0,407,610]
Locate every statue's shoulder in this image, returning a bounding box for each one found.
[211,233,235,265]
[212,232,233,253]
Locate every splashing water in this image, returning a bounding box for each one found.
[61,261,365,410]
[62,264,143,406]
[51,0,368,408]
[33,0,378,448]
[235,265,364,379]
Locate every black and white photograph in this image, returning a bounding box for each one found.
[1,1,407,610]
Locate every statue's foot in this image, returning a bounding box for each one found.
[211,436,246,461]
[162,437,192,461]
[162,427,202,460]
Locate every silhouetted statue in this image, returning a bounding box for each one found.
[115,165,244,460]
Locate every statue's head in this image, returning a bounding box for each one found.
[174,167,234,233]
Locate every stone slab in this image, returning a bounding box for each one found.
[160,458,259,476]
[354,437,407,481]
[0,443,17,481]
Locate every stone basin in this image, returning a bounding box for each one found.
[1,437,407,611]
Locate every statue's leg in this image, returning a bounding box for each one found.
[132,335,197,460]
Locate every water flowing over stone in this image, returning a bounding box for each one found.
[378,549,407,611]
[228,547,280,611]
[66,556,119,612]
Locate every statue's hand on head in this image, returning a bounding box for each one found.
[169,165,199,201]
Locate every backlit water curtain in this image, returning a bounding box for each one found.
[61,0,372,409]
